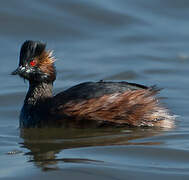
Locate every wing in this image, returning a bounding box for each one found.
[53,81,150,103]
[50,82,166,127]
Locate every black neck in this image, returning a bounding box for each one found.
[24,81,53,105]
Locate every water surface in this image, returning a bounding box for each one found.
[1,0,189,179]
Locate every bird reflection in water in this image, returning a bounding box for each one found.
[19,127,163,171]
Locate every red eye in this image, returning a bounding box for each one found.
[30,60,37,67]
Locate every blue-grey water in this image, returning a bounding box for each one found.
[1,0,189,179]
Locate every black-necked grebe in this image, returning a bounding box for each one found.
[12,40,175,128]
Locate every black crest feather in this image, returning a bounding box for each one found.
[19,40,46,65]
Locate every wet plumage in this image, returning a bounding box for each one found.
[12,40,175,128]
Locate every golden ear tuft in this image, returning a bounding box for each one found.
[38,50,55,66]
[36,50,56,80]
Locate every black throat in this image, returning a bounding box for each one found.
[20,81,53,128]
[25,81,53,105]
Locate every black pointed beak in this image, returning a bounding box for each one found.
[11,67,19,75]
[11,66,25,75]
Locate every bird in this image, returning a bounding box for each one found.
[11,40,175,128]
